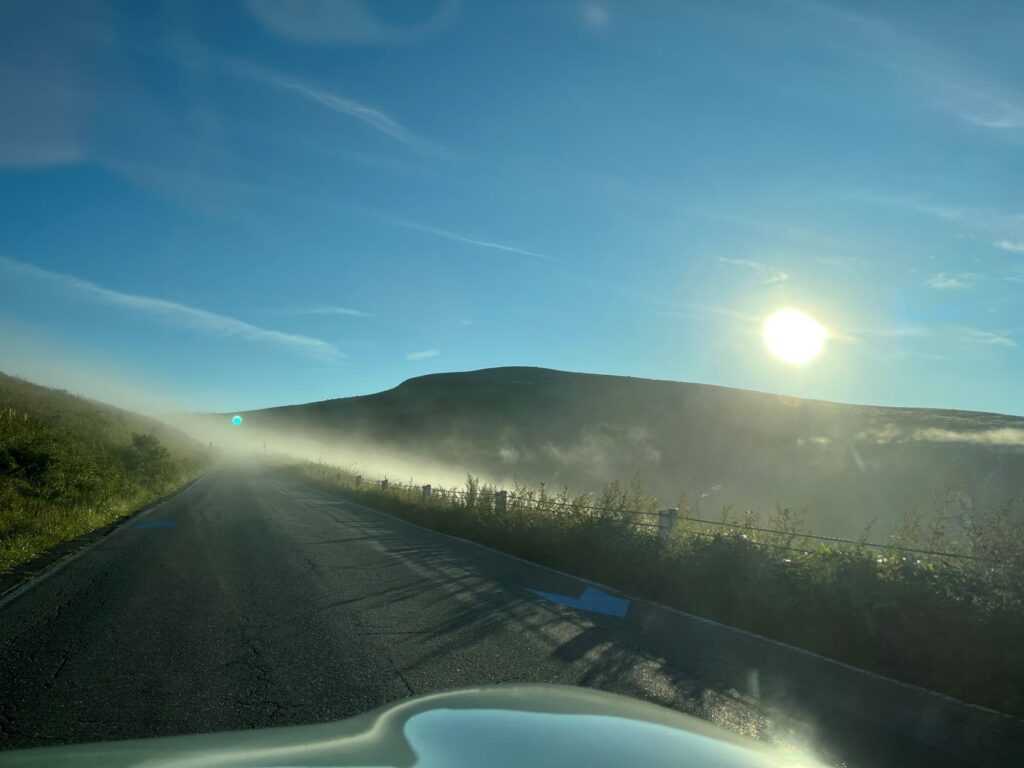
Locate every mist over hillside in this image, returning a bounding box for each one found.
[199,367,1024,538]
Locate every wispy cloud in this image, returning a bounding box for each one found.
[682,207,846,251]
[855,193,1024,248]
[925,272,980,290]
[96,158,279,217]
[246,0,460,44]
[163,49,444,157]
[717,257,789,284]
[961,327,1016,348]
[846,322,1018,352]
[274,305,371,318]
[639,296,760,324]
[581,3,610,28]
[588,279,764,327]
[994,240,1024,254]
[406,349,440,360]
[815,254,871,267]
[850,326,931,339]
[0,256,342,362]
[917,204,1024,235]
[231,62,446,157]
[802,2,1024,131]
[387,218,557,263]
[870,348,949,363]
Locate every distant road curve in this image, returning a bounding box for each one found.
[1,464,1021,767]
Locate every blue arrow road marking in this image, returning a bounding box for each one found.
[526,586,630,618]
[134,521,177,529]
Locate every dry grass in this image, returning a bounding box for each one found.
[296,461,1024,718]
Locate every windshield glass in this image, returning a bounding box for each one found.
[1,2,1022,767]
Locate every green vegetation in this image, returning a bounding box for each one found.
[0,373,210,573]
[297,462,1024,718]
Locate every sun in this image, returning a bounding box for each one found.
[762,309,828,365]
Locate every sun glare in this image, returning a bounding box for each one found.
[762,309,828,365]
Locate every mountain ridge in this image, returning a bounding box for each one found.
[258,367,1022,420]
[207,366,1024,538]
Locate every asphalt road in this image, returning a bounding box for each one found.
[1,464,1022,766]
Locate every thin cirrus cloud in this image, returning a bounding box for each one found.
[0,256,343,362]
[802,2,1024,131]
[231,62,447,157]
[635,294,760,325]
[854,193,1024,238]
[275,305,371,318]
[848,325,931,339]
[245,0,460,45]
[994,240,1024,253]
[406,349,440,360]
[581,3,610,28]
[717,257,789,285]
[166,50,445,156]
[386,218,557,263]
[682,207,846,251]
[925,272,980,290]
[960,327,1016,348]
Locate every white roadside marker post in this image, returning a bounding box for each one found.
[658,507,680,542]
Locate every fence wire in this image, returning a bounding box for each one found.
[333,470,1012,566]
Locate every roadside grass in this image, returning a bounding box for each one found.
[0,374,211,573]
[296,461,1024,718]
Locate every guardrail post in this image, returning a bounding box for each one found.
[659,507,679,541]
[422,484,432,502]
[380,479,389,491]
[495,490,508,514]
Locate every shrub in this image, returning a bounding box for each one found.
[0,374,210,572]
[294,460,1024,718]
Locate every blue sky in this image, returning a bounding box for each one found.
[1,0,1023,415]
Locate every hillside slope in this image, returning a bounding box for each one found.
[0,372,210,572]
[219,367,1024,537]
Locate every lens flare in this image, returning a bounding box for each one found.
[762,310,827,365]
[231,415,244,426]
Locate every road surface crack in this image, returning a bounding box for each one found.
[44,654,68,688]
[390,662,415,697]
[237,637,290,723]
[327,596,417,697]
[359,629,434,637]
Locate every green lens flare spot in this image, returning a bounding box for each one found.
[232,415,244,426]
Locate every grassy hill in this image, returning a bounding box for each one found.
[0,373,210,573]
[211,367,1024,538]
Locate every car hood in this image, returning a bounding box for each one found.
[0,684,820,767]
